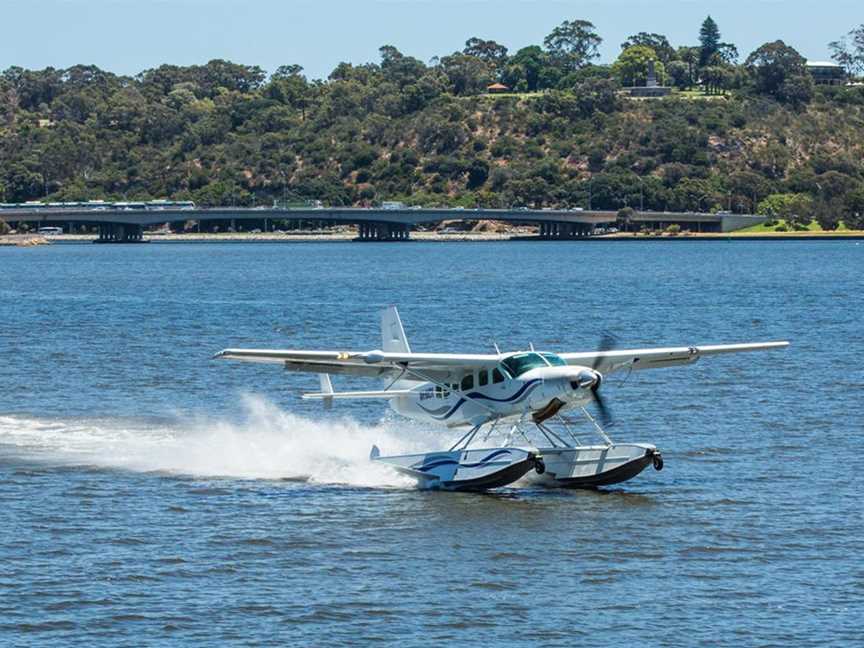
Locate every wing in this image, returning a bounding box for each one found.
[559,341,789,375]
[213,348,501,381]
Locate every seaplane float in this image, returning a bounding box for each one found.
[215,307,788,491]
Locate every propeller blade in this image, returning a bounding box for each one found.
[590,330,617,424]
[591,381,612,427]
[591,332,618,371]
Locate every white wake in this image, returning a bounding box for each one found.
[0,395,441,488]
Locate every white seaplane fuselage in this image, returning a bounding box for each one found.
[390,358,598,428]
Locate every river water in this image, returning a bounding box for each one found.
[1,240,861,645]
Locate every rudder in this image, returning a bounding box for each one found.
[381,305,411,354]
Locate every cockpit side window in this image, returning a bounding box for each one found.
[460,374,474,391]
[479,370,489,387]
[492,368,505,383]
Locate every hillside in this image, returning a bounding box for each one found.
[2,59,864,229]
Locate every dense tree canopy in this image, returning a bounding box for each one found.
[2,18,864,227]
[745,41,814,106]
[543,19,602,71]
[612,46,666,86]
[621,33,676,65]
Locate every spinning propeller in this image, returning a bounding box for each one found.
[589,333,617,427]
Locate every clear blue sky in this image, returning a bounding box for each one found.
[1,0,859,78]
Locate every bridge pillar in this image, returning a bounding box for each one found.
[353,221,410,242]
[388,223,410,241]
[94,223,144,243]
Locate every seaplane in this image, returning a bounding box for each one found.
[215,307,788,491]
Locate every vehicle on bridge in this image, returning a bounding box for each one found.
[0,199,196,211]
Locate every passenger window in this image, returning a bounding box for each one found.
[479,370,488,387]
[492,368,505,384]
[460,374,474,391]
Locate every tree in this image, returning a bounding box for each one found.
[543,19,602,71]
[2,163,46,202]
[812,200,840,231]
[829,25,864,76]
[574,79,621,115]
[699,16,721,67]
[778,73,814,107]
[502,46,558,91]
[379,45,427,87]
[438,54,492,95]
[463,38,509,72]
[466,159,489,189]
[677,46,700,87]
[621,33,676,64]
[842,186,864,229]
[815,171,859,203]
[714,43,740,65]
[612,46,666,86]
[272,64,304,80]
[197,59,266,95]
[701,65,730,94]
[666,61,690,88]
[745,41,813,105]
[757,193,813,228]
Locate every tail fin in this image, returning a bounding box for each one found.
[319,373,334,410]
[381,305,411,354]
[370,445,381,460]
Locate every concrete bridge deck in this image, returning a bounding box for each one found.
[0,206,764,242]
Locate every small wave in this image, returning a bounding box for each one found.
[0,395,434,488]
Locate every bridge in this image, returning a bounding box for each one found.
[0,206,765,242]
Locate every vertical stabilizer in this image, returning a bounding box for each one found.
[381,306,411,354]
[319,373,334,410]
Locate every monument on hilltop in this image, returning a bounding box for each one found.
[629,60,671,98]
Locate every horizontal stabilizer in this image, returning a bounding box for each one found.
[302,389,414,400]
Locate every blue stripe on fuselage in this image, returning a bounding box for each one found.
[417,379,541,421]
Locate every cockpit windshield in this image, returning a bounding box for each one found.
[539,352,566,367]
[501,354,544,377]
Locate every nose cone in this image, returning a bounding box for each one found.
[570,370,599,391]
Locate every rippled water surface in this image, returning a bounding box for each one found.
[1,240,862,645]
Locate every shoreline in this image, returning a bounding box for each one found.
[3,230,864,246]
